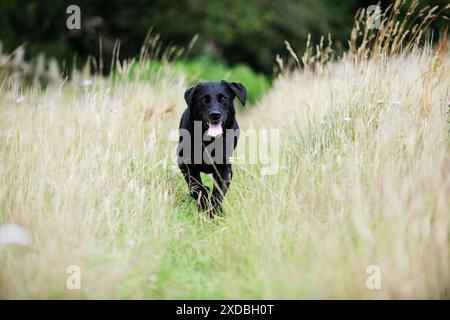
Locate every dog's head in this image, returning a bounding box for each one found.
[184,81,247,137]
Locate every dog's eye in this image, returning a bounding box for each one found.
[218,95,226,103]
[202,95,211,104]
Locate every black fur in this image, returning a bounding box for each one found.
[177,81,247,215]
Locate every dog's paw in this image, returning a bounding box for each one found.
[208,198,223,217]
[197,194,210,211]
[190,185,210,199]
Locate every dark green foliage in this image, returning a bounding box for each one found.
[0,0,447,75]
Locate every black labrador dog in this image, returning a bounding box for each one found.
[177,81,247,214]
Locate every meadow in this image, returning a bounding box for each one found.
[0,0,449,299]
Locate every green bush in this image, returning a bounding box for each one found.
[123,56,271,104]
[178,59,271,104]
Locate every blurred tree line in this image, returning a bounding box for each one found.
[0,0,448,74]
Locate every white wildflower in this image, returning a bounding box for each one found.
[82,79,93,87]
[0,224,31,249]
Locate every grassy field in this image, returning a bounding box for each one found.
[1,2,449,299]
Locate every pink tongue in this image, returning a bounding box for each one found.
[207,122,223,137]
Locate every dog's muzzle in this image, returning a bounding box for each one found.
[207,111,223,137]
[207,121,222,137]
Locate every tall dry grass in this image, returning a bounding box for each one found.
[0,0,449,298]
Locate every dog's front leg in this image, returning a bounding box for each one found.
[211,165,232,215]
[179,163,210,210]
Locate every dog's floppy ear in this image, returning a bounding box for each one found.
[221,80,247,106]
[184,85,198,107]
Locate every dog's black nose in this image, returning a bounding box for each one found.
[209,111,222,121]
